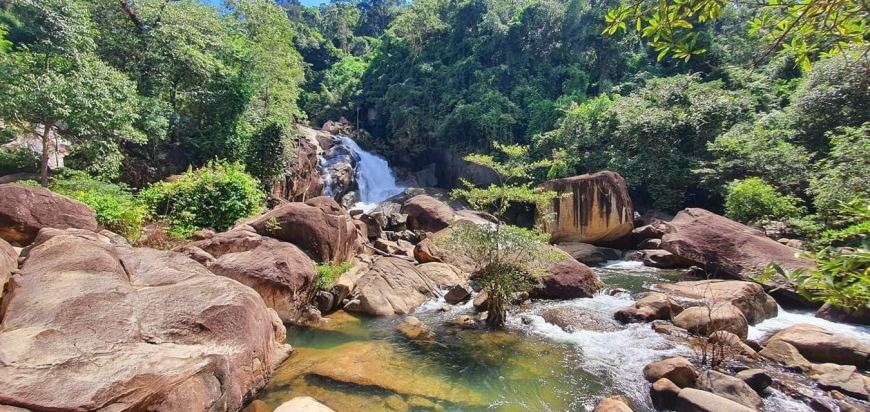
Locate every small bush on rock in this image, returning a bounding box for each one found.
[139,161,263,238]
[725,177,805,225]
[313,261,354,292]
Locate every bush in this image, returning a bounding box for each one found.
[246,122,294,189]
[724,177,805,225]
[313,261,354,293]
[139,161,264,238]
[0,147,39,176]
[48,169,147,241]
[809,123,870,219]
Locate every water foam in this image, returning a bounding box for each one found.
[338,136,404,212]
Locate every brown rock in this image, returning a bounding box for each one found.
[641,249,695,269]
[593,396,633,412]
[735,369,772,393]
[272,128,326,202]
[356,214,382,239]
[708,331,758,359]
[401,195,454,233]
[397,316,435,341]
[615,292,684,323]
[416,262,465,289]
[657,280,778,325]
[695,370,763,410]
[765,324,870,367]
[542,307,619,333]
[673,388,755,412]
[248,196,362,263]
[534,252,604,299]
[443,283,472,304]
[0,237,16,301]
[0,184,98,245]
[557,242,621,265]
[346,257,440,316]
[660,208,813,305]
[274,396,335,412]
[637,238,662,249]
[0,228,290,411]
[374,238,403,255]
[643,357,699,388]
[537,171,634,244]
[413,237,444,263]
[672,303,749,340]
[651,378,681,410]
[816,303,870,326]
[758,340,811,372]
[814,365,868,400]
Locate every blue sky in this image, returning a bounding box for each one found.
[201,0,328,7]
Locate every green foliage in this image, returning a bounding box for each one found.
[809,124,870,218]
[763,243,870,311]
[724,177,805,225]
[818,199,870,247]
[0,147,39,176]
[49,169,147,241]
[313,261,355,293]
[246,122,294,188]
[139,161,264,238]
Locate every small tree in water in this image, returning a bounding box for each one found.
[443,142,560,328]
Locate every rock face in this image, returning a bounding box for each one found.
[656,280,778,325]
[660,208,812,303]
[537,172,634,244]
[175,228,317,322]
[557,242,621,265]
[248,196,362,263]
[643,357,698,388]
[764,324,870,367]
[274,397,335,412]
[534,253,604,299]
[400,195,454,233]
[0,184,98,245]
[0,228,291,411]
[672,303,749,340]
[674,388,755,412]
[615,292,683,323]
[0,238,15,301]
[345,257,441,316]
[695,370,763,410]
[271,129,325,202]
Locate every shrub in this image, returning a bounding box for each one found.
[139,161,264,238]
[818,199,870,247]
[0,147,39,176]
[48,169,147,241]
[245,122,294,189]
[809,123,870,219]
[313,261,354,293]
[724,177,805,225]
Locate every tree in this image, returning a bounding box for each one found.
[246,121,294,189]
[443,143,559,328]
[602,0,869,70]
[0,0,139,186]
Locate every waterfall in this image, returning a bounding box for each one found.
[337,136,404,211]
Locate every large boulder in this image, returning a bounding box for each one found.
[248,196,362,263]
[0,238,15,301]
[401,195,455,233]
[660,208,812,304]
[0,228,291,411]
[643,357,698,388]
[672,303,749,340]
[764,324,870,368]
[656,280,778,325]
[557,242,621,265]
[813,364,869,401]
[175,228,317,323]
[537,172,634,244]
[758,340,811,372]
[592,396,633,412]
[641,249,695,269]
[271,129,325,202]
[695,370,763,410]
[0,184,98,245]
[345,257,440,316]
[534,252,604,299]
[614,292,683,323]
[673,388,755,412]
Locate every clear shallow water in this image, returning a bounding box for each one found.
[246,262,864,412]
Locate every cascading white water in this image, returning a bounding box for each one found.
[337,136,405,211]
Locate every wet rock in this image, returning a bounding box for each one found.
[444,283,472,304]
[593,395,634,412]
[643,357,699,388]
[346,257,441,316]
[708,331,758,359]
[537,171,634,244]
[614,292,683,323]
[813,364,869,400]
[657,280,777,325]
[735,369,771,393]
[557,242,621,265]
[0,183,98,245]
[637,238,662,250]
[674,388,755,412]
[248,196,362,263]
[397,316,436,341]
[672,303,749,340]
[816,303,870,326]
[534,252,604,299]
[758,340,811,372]
[447,315,477,328]
[473,290,489,311]
[660,208,813,305]
[651,322,689,336]
[175,229,316,322]
[274,396,335,412]
[642,249,694,269]
[695,370,763,410]
[765,324,870,367]
[0,228,291,411]
[401,195,454,233]
[542,308,619,333]
[651,378,681,410]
